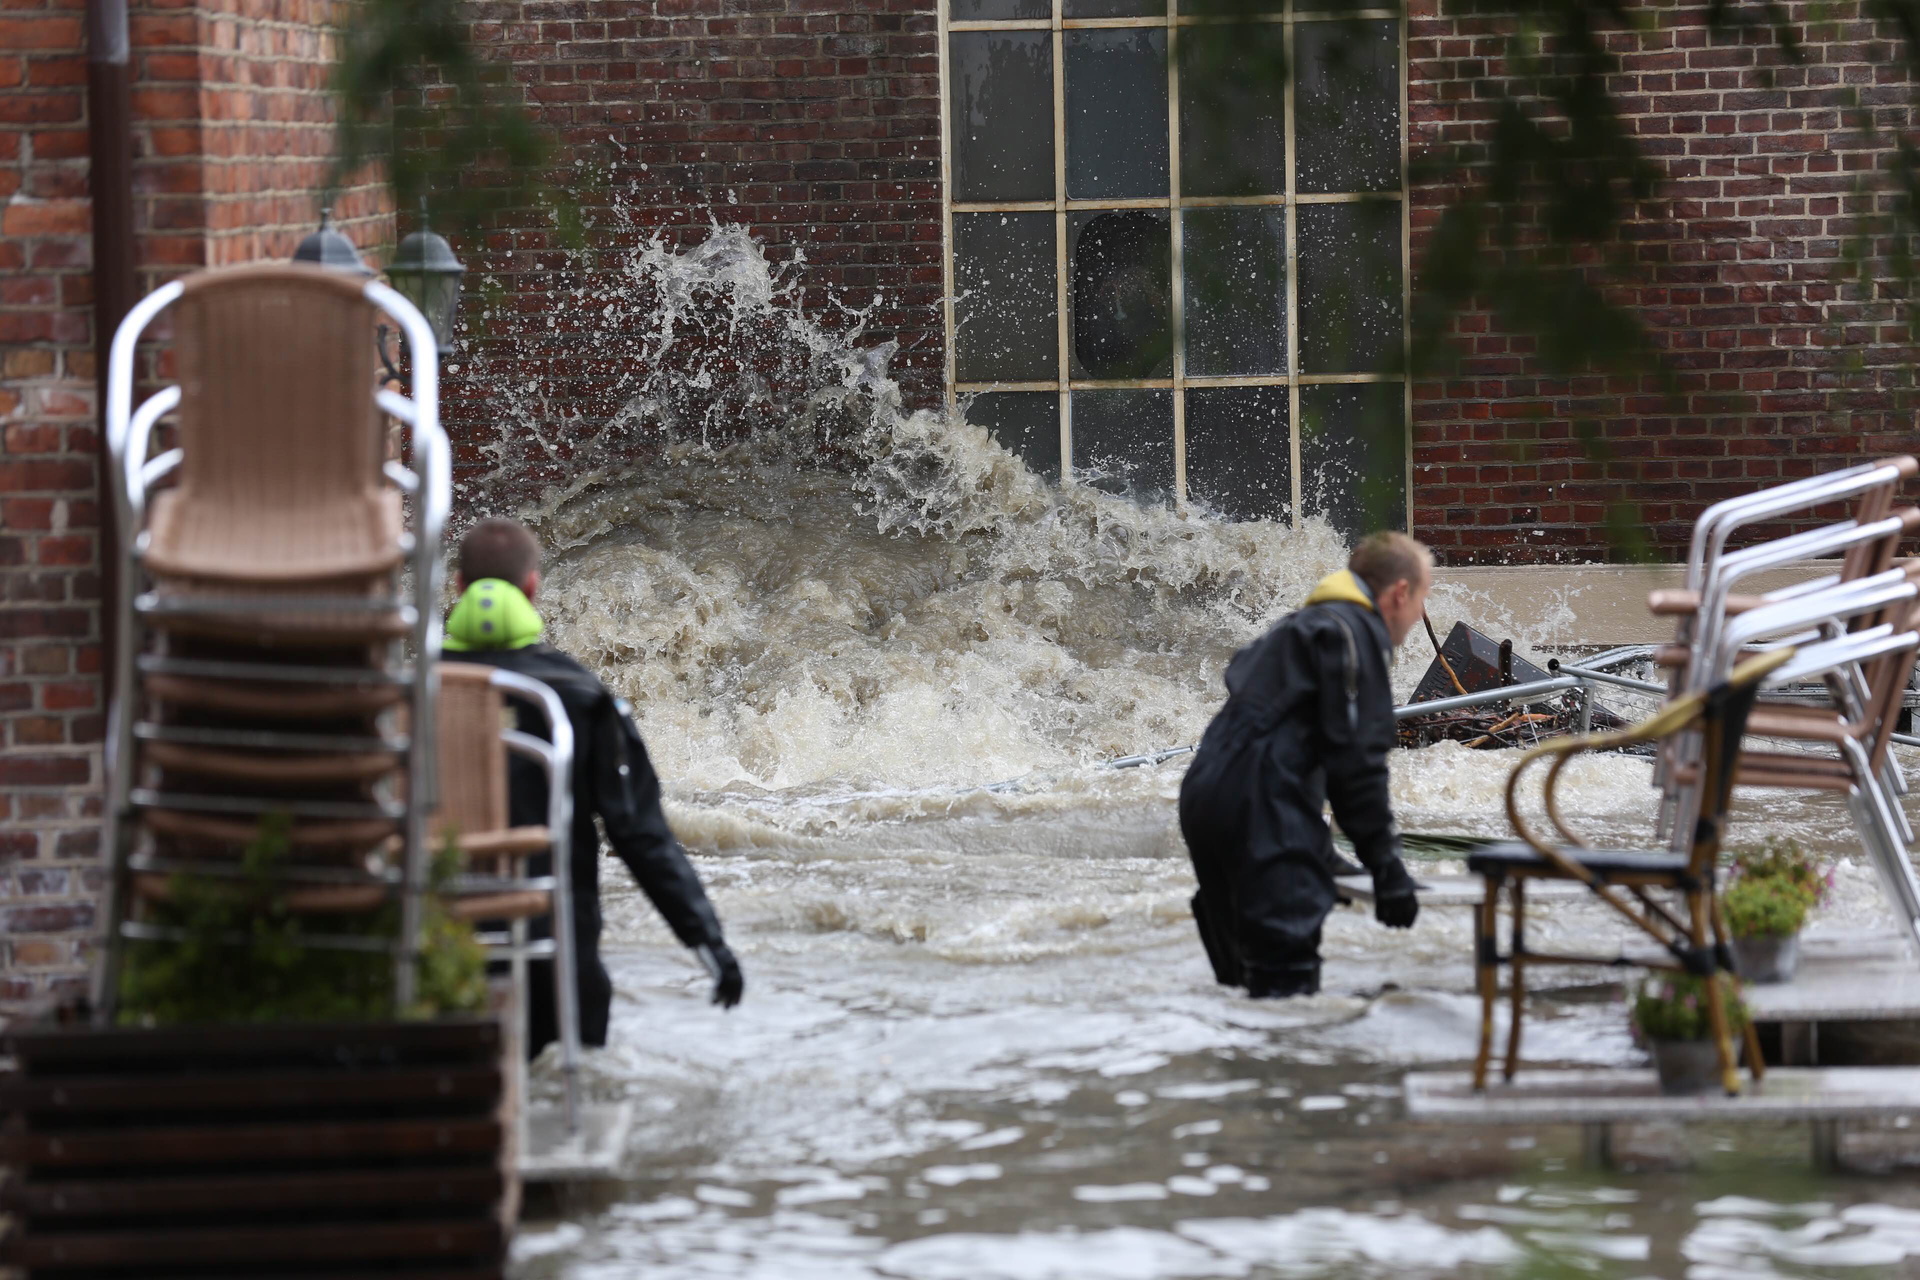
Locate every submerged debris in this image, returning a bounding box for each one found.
[1397,621,1626,751]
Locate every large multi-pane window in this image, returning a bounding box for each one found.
[938,0,1408,533]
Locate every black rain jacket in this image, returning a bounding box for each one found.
[454,643,726,1051]
[1178,570,1404,972]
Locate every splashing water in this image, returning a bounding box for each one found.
[474,225,1352,798]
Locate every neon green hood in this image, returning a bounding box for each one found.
[1303,569,1375,612]
[443,578,544,652]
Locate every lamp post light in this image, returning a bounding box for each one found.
[291,207,374,276]
[385,200,467,359]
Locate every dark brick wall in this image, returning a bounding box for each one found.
[1406,0,1917,562]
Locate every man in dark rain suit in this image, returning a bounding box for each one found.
[1180,531,1433,998]
[444,518,744,1053]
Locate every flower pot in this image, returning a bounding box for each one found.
[1648,1036,1727,1095]
[1731,932,1801,984]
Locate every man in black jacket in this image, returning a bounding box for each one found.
[1180,531,1432,998]
[444,517,743,1053]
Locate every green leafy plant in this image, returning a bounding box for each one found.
[118,818,488,1025]
[1632,972,1749,1042]
[1728,836,1830,909]
[1722,874,1812,941]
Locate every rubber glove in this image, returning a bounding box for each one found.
[1371,857,1420,930]
[696,941,745,1008]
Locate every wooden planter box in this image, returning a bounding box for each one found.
[0,1016,515,1279]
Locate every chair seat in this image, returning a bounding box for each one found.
[144,740,401,786]
[1466,840,1696,884]
[446,890,551,922]
[144,672,405,720]
[147,487,405,583]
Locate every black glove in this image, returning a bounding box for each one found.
[696,942,744,1009]
[1370,857,1420,930]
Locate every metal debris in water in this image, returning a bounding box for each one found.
[1397,621,1626,751]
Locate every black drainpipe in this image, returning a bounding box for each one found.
[87,0,132,707]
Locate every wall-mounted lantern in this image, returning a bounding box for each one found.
[385,200,467,358]
[291,207,373,276]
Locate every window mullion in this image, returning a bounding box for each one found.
[1053,0,1071,479]
[1283,0,1302,529]
[938,0,958,414]
[1167,1,1185,506]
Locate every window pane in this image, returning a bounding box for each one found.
[954,212,1058,383]
[1299,381,1405,540]
[1070,210,1172,379]
[950,32,1055,202]
[1071,390,1174,499]
[1185,386,1289,522]
[1178,23,1286,198]
[1064,29,1169,200]
[952,0,1049,18]
[1296,201,1402,374]
[1064,0,1164,17]
[967,392,1061,481]
[1182,207,1285,377]
[1295,20,1399,195]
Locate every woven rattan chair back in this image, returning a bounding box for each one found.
[172,264,382,521]
[431,663,512,873]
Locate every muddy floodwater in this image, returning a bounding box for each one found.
[478,229,1920,1277]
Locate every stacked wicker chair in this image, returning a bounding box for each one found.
[1465,460,1920,1095]
[97,263,453,1013]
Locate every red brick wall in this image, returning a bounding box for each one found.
[447,0,943,493]
[0,0,385,1020]
[1406,0,1915,563]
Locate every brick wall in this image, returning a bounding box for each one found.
[448,0,943,495]
[1405,0,1918,562]
[0,0,384,1020]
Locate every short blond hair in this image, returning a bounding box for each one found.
[1348,531,1431,597]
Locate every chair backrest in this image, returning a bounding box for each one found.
[1690,507,1920,689]
[431,662,510,843]
[172,264,382,509]
[1682,653,1784,882]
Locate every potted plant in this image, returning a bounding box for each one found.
[1721,837,1830,984]
[1632,972,1750,1095]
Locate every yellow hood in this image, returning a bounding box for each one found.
[1303,569,1375,612]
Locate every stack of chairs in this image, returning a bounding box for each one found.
[1463,460,1920,1095]
[1646,458,1920,948]
[96,263,453,1013]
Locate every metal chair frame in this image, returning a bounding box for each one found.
[1471,649,1794,1097]
[96,270,452,1016]
[1659,510,1920,846]
[456,666,583,1141]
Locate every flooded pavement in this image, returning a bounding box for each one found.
[483,228,1920,1277]
[507,751,1920,1279]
